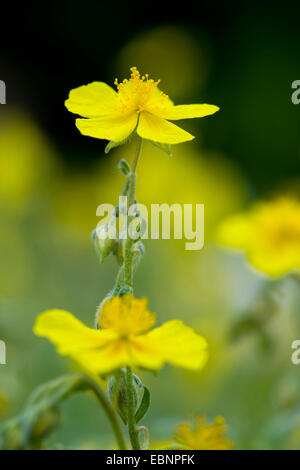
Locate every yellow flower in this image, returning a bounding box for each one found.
[0,112,57,212]
[33,294,208,375]
[216,196,300,277]
[65,67,219,145]
[174,415,233,450]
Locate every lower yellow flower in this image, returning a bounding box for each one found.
[174,415,233,450]
[216,196,300,277]
[33,295,208,375]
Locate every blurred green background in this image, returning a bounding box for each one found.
[0,1,300,449]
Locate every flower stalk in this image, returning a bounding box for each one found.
[77,375,127,450]
[123,139,144,449]
[124,138,142,290]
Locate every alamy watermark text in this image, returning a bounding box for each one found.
[96,197,204,251]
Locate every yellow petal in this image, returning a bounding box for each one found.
[146,86,174,108]
[175,415,233,450]
[131,320,208,371]
[147,104,219,121]
[34,309,131,374]
[34,309,114,353]
[65,82,119,117]
[247,245,300,278]
[72,340,131,375]
[216,213,254,249]
[137,111,194,144]
[76,112,138,142]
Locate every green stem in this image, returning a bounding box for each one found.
[121,178,130,197]
[123,139,144,449]
[126,366,141,450]
[83,375,127,450]
[124,173,136,289]
[131,137,143,173]
[93,139,144,450]
[123,138,143,289]
[112,263,125,295]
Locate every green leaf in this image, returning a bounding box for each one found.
[105,138,128,154]
[135,384,150,423]
[149,140,172,156]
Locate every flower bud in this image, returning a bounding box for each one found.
[107,369,150,424]
[117,158,131,176]
[118,285,132,296]
[92,223,117,264]
[30,407,61,441]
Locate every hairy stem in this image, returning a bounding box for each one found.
[113,263,125,294]
[124,173,136,289]
[123,139,144,449]
[123,138,142,289]
[131,137,143,173]
[82,375,127,450]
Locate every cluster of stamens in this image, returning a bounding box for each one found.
[114,67,169,112]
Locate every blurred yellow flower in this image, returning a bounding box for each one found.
[175,415,233,450]
[116,26,210,100]
[0,111,57,212]
[65,67,219,144]
[216,197,300,277]
[34,294,208,375]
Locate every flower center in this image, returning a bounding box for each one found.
[259,198,300,249]
[98,294,156,337]
[114,66,169,113]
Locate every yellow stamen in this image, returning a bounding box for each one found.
[114,66,169,112]
[98,294,156,337]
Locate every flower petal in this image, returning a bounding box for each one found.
[247,245,300,278]
[76,112,138,142]
[130,320,208,371]
[175,416,233,450]
[147,104,219,121]
[72,341,130,375]
[34,309,129,374]
[137,111,194,144]
[216,213,254,249]
[65,82,119,117]
[33,309,114,353]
